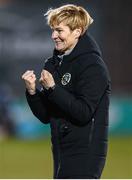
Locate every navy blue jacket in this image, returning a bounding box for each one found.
[26,33,111,179]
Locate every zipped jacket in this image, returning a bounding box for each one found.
[26,33,111,179]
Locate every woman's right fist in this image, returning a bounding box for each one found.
[22,70,36,95]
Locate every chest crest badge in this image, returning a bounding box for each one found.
[61,73,71,85]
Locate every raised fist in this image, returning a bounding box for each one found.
[22,70,36,95]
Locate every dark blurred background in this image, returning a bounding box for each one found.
[0,0,132,178]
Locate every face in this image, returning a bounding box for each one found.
[51,22,81,53]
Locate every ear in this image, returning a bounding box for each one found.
[74,28,82,39]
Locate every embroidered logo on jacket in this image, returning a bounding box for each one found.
[61,73,71,85]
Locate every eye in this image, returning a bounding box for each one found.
[58,29,63,33]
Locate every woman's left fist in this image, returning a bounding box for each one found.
[39,70,55,89]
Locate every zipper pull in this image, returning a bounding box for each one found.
[59,60,62,66]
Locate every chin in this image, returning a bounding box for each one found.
[56,47,64,52]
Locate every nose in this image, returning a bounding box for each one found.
[51,30,58,39]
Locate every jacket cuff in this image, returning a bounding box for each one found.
[26,89,41,101]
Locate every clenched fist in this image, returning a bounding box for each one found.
[39,70,55,90]
[22,70,36,95]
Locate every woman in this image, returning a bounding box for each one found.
[22,4,111,179]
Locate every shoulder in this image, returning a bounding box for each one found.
[75,52,105,71]
[44,56,53,64]
[42,56,53,68]
[75,53,110,81]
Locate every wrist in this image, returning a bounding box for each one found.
[47,84,56,94]
[50,84,56,90]
[27,89,36,95]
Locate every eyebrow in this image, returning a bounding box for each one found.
[52,27,63,30]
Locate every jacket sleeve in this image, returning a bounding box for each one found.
[48,62,110,126]
[26,89,50,124]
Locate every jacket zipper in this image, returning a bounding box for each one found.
[56,160,61,178]
[89,118,95,143]
[56,120,61,178]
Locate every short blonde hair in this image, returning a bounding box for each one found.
[44,4,93,35]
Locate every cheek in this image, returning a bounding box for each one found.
[67,37,74,45]
[61,33,70,42]
[60,34,74,46]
